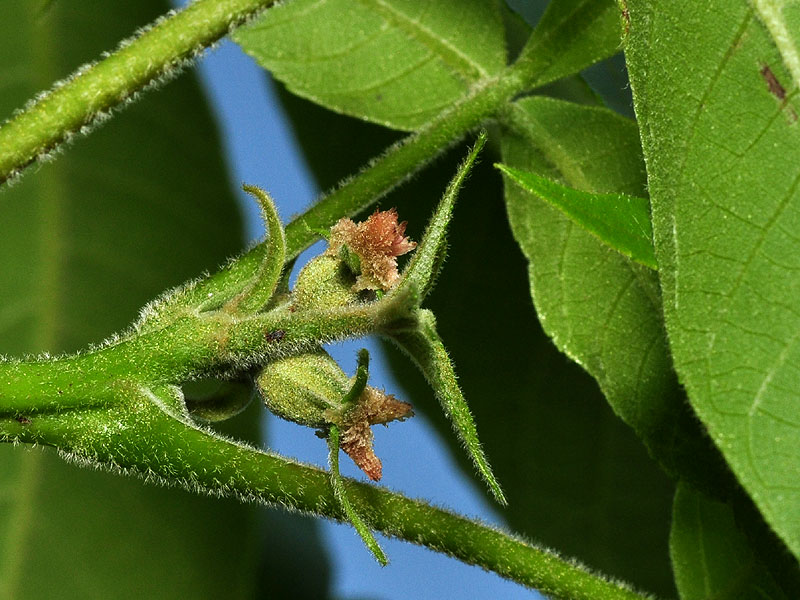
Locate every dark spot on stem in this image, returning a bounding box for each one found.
[761,63,786,101]
[265,329,286,342]
[15,416,31,425]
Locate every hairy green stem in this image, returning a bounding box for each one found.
[0,405,647,600]
[0,296,412,415]
[0,0,278,183]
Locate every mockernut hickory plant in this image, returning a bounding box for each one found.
[1,0,799,599]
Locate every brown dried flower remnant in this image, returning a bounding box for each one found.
[340,387,413,481]
[327,208,416,291]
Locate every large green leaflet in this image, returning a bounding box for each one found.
[233,0,623,133]
[0,2,258,597]
[625,0,800,559]
[233,0,506,131]
[500,97,683,466]
[670,483,787,599]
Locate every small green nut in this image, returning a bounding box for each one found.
[255,350,349,429]
[256,349,414,481]
[292,254,359,312]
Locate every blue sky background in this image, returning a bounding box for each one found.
[190,35,542,600]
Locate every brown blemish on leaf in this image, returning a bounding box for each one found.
[327,209,416,291]
[761,63,786,100]
[759,64,797,124]
[15,416,31,425]
[620,0,630,36]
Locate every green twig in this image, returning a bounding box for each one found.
[0,0,279,183]
[0,397,649,600]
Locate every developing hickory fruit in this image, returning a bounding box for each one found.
[256,350,412,480]
[258,209,416,480]
[292,208,416,312]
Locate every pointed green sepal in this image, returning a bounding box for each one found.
[496,164,656,270]
[341,348,369,407]
[328,424,389,566]
[388,309,506,506]
[338,243,362,277]
[227,184,287,313]
[392,132,487,303]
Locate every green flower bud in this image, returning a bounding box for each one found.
[291,254,359,312]
[255,350,349,429]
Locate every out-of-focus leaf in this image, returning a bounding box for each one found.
[233,0,506,131]
[581,52,635,118]
[0,2,330,598]
[624,0,800,560]
[670,482,788,600]
[496,163,656,268]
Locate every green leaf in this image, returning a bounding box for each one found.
[496,163,656,269]
[670,483,788,600]
[521,0,623,88]
[229,185,287,314]
[0,2,326,597]
[394,131,488,302]
[234,0,623,134]
[499,97,719,487]
[624,0,800,559]
[327,424,388,565]
[390,309,507,506]
[233,0,507,131]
